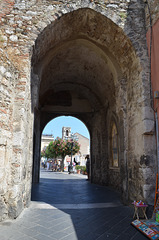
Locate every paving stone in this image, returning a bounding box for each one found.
[19,226,39,238]
[34,233,55,240]
[36,219,54,228]
[96,232,118,240]
[29,225,54,236]
[60,232,78,240]
[17,236,35,240]
[0,234,10,240]
[50,230,70,239]
[130,231,147,240]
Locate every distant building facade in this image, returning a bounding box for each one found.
[74,132,90,165]
[41,134,54,151]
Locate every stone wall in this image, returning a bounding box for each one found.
[0,37,33,221]
[144,0,159,202]
[0,0,34,220]
[0,54,15,220]
[0,0,158,220]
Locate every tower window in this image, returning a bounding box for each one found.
[66,130,68,136]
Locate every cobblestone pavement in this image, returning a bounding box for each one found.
[0,169,148,240]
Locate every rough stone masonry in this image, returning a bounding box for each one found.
[0,0,158,221]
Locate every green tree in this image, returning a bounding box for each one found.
[46,137,80,171]
[41,146,49,160]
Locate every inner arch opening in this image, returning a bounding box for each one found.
[40,116,90,174]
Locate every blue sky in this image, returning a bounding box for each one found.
[43,116,90,139]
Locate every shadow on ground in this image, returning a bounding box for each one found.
[30,170,148,240]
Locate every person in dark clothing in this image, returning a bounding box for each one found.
[85,155,90,180]
[74,158,78,165]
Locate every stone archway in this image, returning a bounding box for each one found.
[0,1,156,221]
[31,8,156,205]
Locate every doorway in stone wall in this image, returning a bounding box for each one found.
[31,8,122,191]
[40,116,90,174]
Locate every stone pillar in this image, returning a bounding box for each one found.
[91,110,109,185]
[32,108,41,183]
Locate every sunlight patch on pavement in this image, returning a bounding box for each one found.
[30,201,122,209]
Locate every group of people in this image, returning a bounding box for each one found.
[42,160,60,171]
[41,155,91,180]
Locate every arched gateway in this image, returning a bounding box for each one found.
[0,1,156,221]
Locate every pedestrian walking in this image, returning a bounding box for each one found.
[47,161,50,170]
[43,161,46,169]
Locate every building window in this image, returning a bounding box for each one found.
[66,130,68,136]
[111,122,119,167]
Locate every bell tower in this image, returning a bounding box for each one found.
[62,127,71,139]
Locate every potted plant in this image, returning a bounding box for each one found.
[82,166,87,175]
[75,165,81,174]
